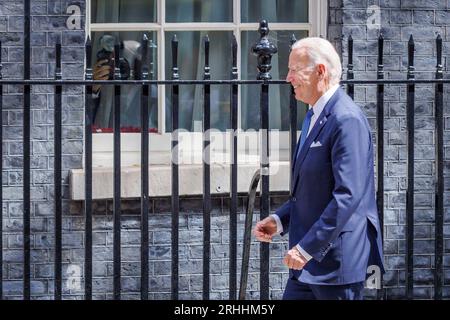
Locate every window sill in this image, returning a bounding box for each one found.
[69,160,290,200]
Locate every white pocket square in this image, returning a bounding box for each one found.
[310,141,322,148]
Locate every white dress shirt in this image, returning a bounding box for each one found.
[270,84,340,262]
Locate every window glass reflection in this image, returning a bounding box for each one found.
[165,31,233,132]
[91,31,158,132]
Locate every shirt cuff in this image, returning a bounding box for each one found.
[296,244,312,262]
[270,214,283,234]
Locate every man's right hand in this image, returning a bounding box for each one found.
[93,59,111,93]
[253,216,277,243]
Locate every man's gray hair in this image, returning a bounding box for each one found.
[292,37,342,85]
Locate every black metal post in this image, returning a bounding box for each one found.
[376,33,385,300]
[171,35,180,300]
[113,43,122,300]
[84,36,93,300]
[289,34,297,192]
[434,34,444,300]
[252,20,277,300]
[405,35,415,300]
[140,34,150,300]
[346,35,354,99]
[229,35,238,300]
[23,0,31,300]
[0,40,3,300]
[202,35,211,300]
[54,42,62,300]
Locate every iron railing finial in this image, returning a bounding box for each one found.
[252,20,278,80]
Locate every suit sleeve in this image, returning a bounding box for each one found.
[274,200,291,236]
[298,114,370,262]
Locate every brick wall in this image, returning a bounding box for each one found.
[60,196,290,300]
[4,194,294,299]
[329,0,450,299]
[1,0,86,299]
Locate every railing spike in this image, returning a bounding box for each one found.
[172,34,179,79]
[436,33,442,68]
[347,34,354,98]
[204,35,210,69]
[290,34,297,51]
[139,33,149,82]
[114,43,121,80]
[378,32,384,66]
[348,34,353,64]
[407,34,415,79]
[232,34,237,69]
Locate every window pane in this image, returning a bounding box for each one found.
[241,30,308,131]
[165,31,233,132]
[166,0,232,23]
[241,0,308,23]
[91,0,156,23]
[91,31,158,132]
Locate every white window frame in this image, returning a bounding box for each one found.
[86,0,328,167]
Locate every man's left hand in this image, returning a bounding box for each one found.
[283,246,307,270]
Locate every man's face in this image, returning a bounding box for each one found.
[286,48,320,105]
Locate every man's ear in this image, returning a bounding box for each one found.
[317,64,326,77]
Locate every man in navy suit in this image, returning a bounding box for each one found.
[253,37,384,300]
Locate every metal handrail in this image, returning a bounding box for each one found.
[239,169,261,300]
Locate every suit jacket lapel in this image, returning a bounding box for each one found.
[291,114,328,189]
[291,88,343,193]
[291,129,302,168]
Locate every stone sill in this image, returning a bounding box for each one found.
[69,161,290,200]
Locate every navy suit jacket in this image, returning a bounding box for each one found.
[275,88,385,285]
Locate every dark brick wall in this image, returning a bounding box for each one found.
[329,0,450,299]
[1,0,85,299]
[63,195,291,300]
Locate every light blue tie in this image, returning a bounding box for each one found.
[297,108,314,158]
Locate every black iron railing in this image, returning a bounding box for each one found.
[0,3,448,301]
